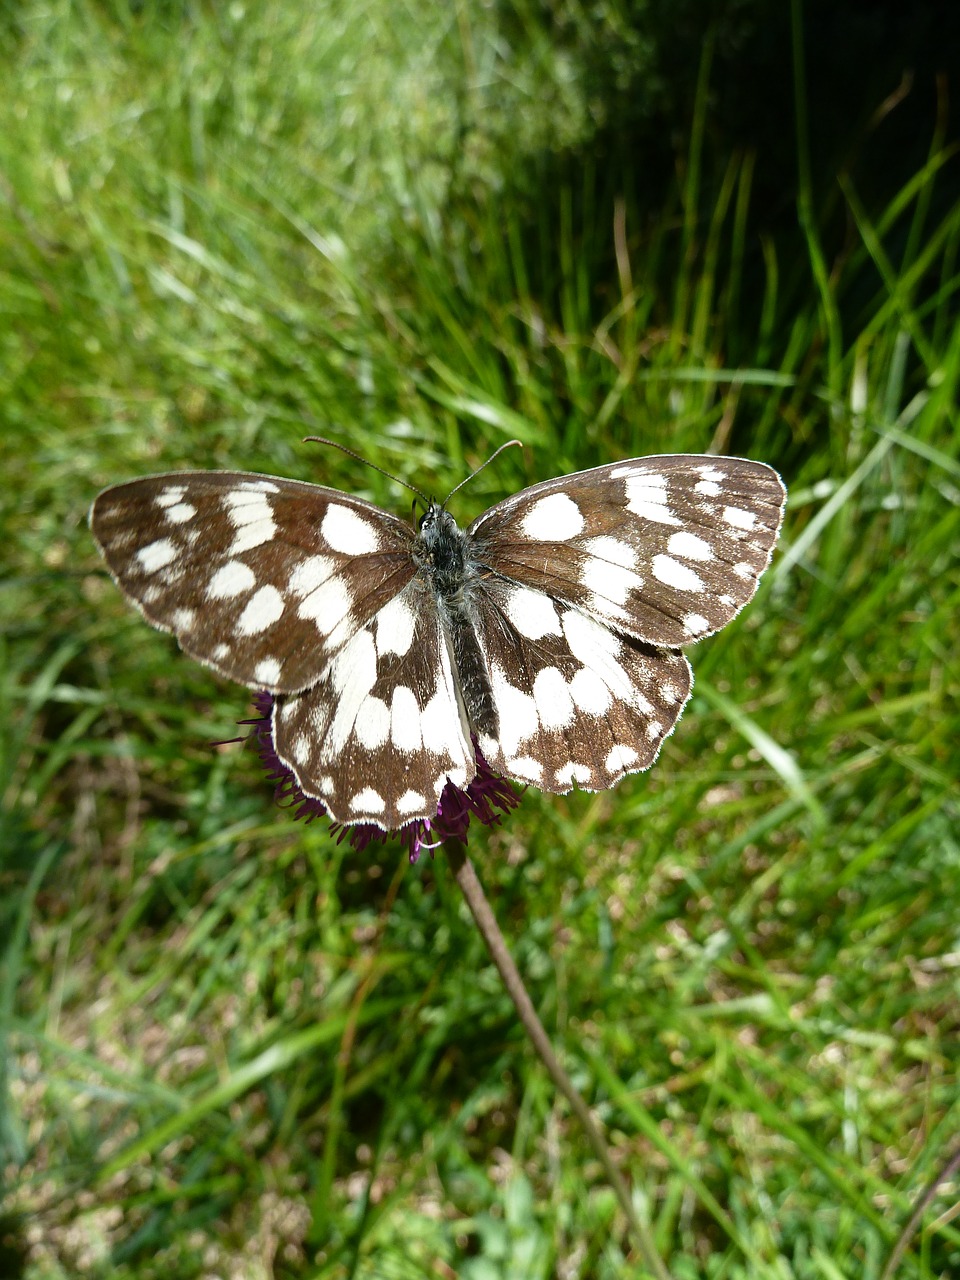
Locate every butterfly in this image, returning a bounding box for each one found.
[90,453,786,829]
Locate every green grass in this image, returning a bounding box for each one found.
[2,2,959,1277]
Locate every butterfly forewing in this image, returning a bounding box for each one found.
[469,456,786,647]
[91,472,417,694]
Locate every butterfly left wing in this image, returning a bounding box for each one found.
[468,455,786,646]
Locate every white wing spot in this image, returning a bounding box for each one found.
[171,608,196,631]
[223,492,276,553]
[255,657,283,685]
[581,556,637,606]
[570,667,612,715]
[376,593,416,657]
[507,756,544,782]
[490,663,539,754]
[207,559,256,600]
[519,492,584,541]
[328,631,379,752]
[668,530,714,561]
[230,521,276,555]
[683,613,710,636]
[225,492,272,523]
[698,466,725,481]
[646,721,663,740]
[288,556,335,597]
[439,767,469,791]
[504,586,562,638]
[723,506,757,530]
[355,696,390,749]
[237,585,285,636]
[583,535,637,569]
[292,733,312,766]
[390,685,423,751]
[212,642,231,661]
[164,502,196,524]
[321,504,382,554]
[556,761,592,785]
[624,478,682,526]
[155,487,186,508]
[230,524,276,554]
[652,554,705,592]
[605,744,639,773]
[350,787,385,815]
[136,538,178,574]
[733,561,755,580]
[298,576,352,634]
[533,666,575,730]
[660,682,679,705]
[397,790,427,816]
[695,479,721,497]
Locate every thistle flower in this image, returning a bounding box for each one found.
[242,692,520,863]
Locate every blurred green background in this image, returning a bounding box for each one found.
[2,1,958,1276]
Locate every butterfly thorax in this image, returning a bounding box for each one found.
[414,503,499,737]
[414,505,471,595]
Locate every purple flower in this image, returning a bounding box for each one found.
[241,692,520,863]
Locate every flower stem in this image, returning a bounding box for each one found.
[445,838,672,1279]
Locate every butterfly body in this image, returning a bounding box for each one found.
[91,455,786,829]
[414,502,501,740]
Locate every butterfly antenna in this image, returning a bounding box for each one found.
[441,439,524,507]
[303,436,430,504]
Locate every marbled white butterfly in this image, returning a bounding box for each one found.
[91,454,786,829]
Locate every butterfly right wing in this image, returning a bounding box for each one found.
[90,471,417,694]
[271,578,476,828]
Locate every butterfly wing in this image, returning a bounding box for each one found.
[90,472,417,694]
[463,455,785,793]
[468,455,786,646]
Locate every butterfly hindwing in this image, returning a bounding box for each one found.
[91,472,417,694]
[469,455,786,646]
[469,579,693,792]
[271,579,476,827]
